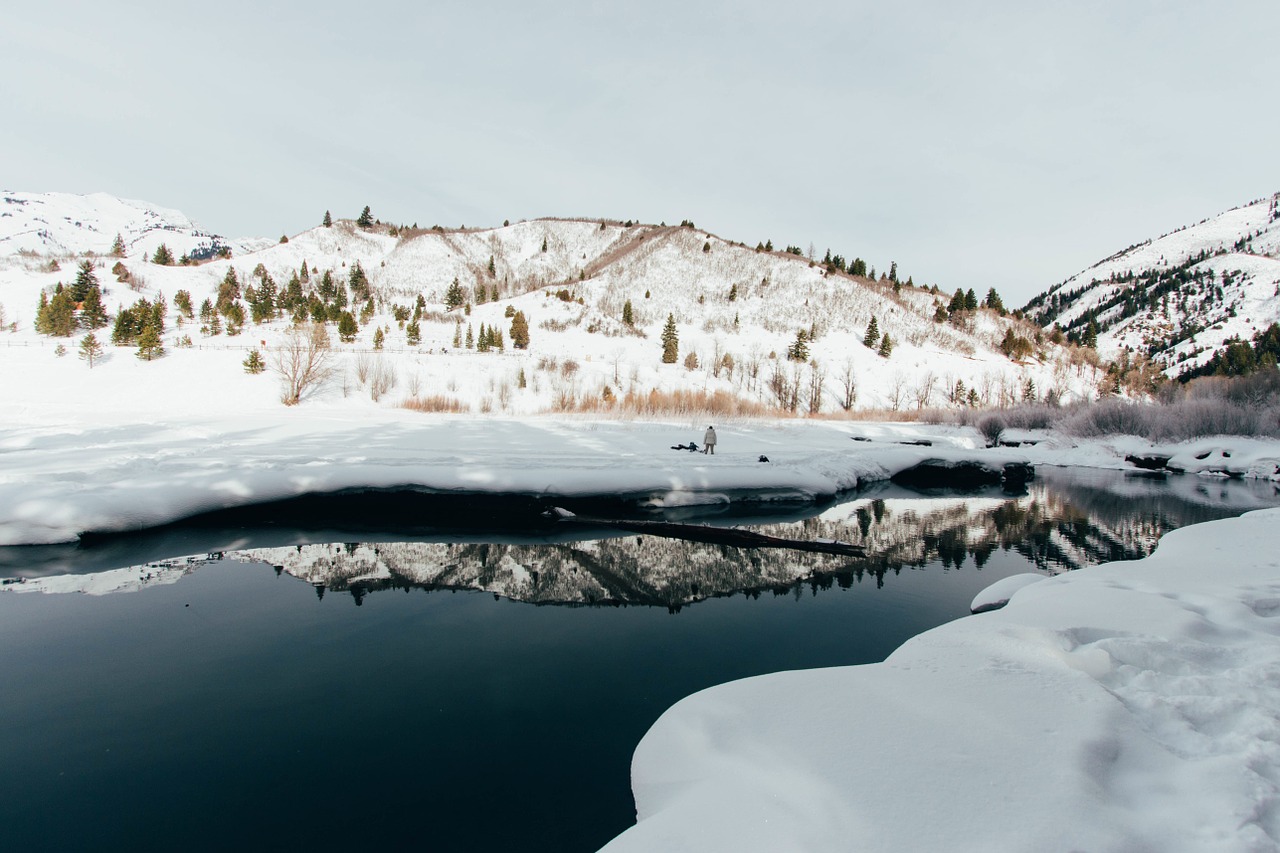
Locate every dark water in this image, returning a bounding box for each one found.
[1,468,1277,852]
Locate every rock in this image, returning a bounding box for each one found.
[1125,454,1171,471]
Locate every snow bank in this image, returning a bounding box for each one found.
[0,413,1025,546]
[602,508,1280,852]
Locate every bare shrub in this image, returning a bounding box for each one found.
[274,323,335,406]
[406,372,422,397]
[369,359,398,402]
[560,359,579,377]
[572,388,771,419]
[354,353,373,385]
[402,394,467,413]
[977,413,1006,447]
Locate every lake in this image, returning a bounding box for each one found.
[2,467,1278,852]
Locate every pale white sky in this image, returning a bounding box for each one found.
[2,1,1276,305]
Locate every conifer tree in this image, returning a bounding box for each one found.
[465,324,474,349]
[728,283,738,302]
[541,237,548,253]
[964,288,978,311]
[44,291,76,336]
[323,210,332,227]
[78,332,103,368]
[863,316,879,348]
[878,332,893,358]
[243,349,266,374]
[72,261,98,302]
[661,314,679,363]
[948,288,966,313]
[983,288,1005,314]
[357,206,374,228]
[209,311,223,336]
[373,327,385,350]
[174,290,194,319]
[622,299,634,326]
[300,261,310,282]
[789,329,810,362]
[338,311,358,342]
[445,278,464,310]
[152,244,174,265]
[34,292,50,334]
[509,311,529,349]
[136,323,164,360]
[452,322,462,348]
[477,323,489,352]
[406,320,421,346]
[488,255,496,277]
[80,285,108,330]
[111,233,127,257]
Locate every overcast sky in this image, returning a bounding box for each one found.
[3,1,1276,305]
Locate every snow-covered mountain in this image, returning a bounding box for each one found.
[0,192,1101,417]
[0,190,270,260]
[1024,192,1280,375]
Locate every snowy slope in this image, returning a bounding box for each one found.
[0,190,268,260]
[0,194,1102,419]
[601,507,1280,852]
[1025,192,1280,373]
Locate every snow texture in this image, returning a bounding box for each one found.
[602,508,1280,852]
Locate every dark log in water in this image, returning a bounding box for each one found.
[551,510,865,556]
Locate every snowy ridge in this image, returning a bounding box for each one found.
[0,190,267,260]
[0,192,1103,419]
[602,507,1280,851]
[1025,192,1280,373]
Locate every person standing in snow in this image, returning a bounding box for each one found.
[703,426,717,455]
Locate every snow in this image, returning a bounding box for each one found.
[601,507,1280,852]
[969,571,1045,613]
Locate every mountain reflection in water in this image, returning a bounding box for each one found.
[11,467,1273,609]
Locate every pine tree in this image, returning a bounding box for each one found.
[72,261,98,302]
[863,316,879,348]
[323,210,332,227]
[338,311,358,342]
[1084,319,1099,348]
[488,255,496,277]
[789,329,809,362]
[964,288,978,311]
[34,292,50,334]
[465,324,474,349]
[45,291,76,336]
[80,285,108,330]
[299,261,310,283]
[622,300,634,326]
[452,322,462,348]
[406,320,421,346]
[661,314,679,363]
[78,332,103,368]
[243,349,266,374]
[878,332,893,358]
[445,277,464,310]
[110,233,127,257]
[152,244,174,265]
[348,262,369,300]
[510,311,530,349]
[541,237,548,253]
[174,290,193,319]
[983,288,1005,314]
[477,323,490,352]
[356,206,374,228]
[948,288,966,313]
[888,261,898,283]
[136,323,164,360]
[373,327,385,350]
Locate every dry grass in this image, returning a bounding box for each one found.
[568,388,774,418]
[402,394,469,413]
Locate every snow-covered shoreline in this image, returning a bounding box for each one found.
[601,507,1280,852]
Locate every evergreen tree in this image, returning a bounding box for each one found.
[323,210,332,227]
[862,316,879,348]
[477,323,489,352]
[488,255,496,277]
[728,283,737,302]
[78,332,103,368]
[72,261,98,302]
[136,323,164,360]
[299,261,310,282]
[465,324,474,349]
[223,303,244,336]
[888,261,898,283]
[174,290,194,319]
[622,299,634,326]
[964,288,978,311]
[406,320,421,346]
[373,327,385,350]
[152,244,174,265]
[541,236,548,253]
[44,291,76,336]
[452,322,462,348]
[878,333,893,358]
[80,285,108,330]
[983,288,1005,314]
[445,277,464,310]
[243,349,266,374]
[357,206,374,228]
[217,267,241,314]
[661,314,679,363]
[209,311,223,336]
[789,329,810,362]
[34,291,50,334]
[1083,319,1099,348]
[337,311,358,342]
[110,233,127,257]
[948,288,966,313]
[348,262,369,300]
[509,311,529,349]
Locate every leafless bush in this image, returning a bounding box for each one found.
[406,372,422,397]
[369,358,398,402]
[977,414,1006,447]
[274,323,335,406]
[561,359,579,377]
[355,353,373,385]
[570,388,772,418]
[402,394,467,413]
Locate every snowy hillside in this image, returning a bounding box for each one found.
[1024,192,1280,375]
[0,190,269,260]
[0,194,1102,418]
